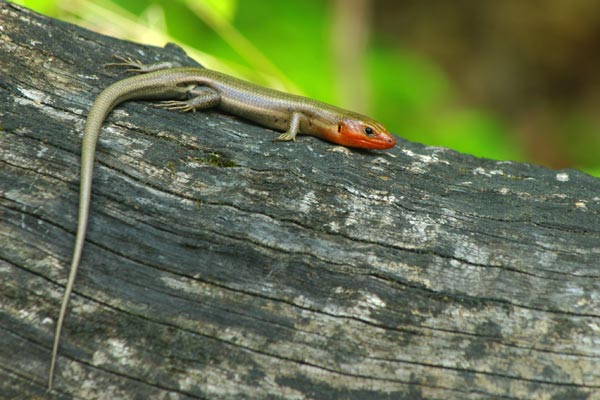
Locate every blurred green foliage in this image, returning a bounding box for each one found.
[13,0,599,176]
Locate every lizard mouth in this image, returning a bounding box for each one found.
[338,131,396,149]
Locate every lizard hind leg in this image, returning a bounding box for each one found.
[155,86,221,112]
[104,55,183,74]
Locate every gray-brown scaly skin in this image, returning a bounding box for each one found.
[48,59,395,389]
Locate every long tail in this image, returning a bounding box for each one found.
[48,80,130,390]
[47,66,205,390]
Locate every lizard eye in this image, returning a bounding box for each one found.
[364,126,375,137]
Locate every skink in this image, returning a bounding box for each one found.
[48,57,395,389]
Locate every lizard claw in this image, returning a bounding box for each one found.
[104,55,145,72]
[273,131,297,142]
[155,100,196,113]
[105,56,180,74]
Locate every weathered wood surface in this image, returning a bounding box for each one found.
[2,2,600,399]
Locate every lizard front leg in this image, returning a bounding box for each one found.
[274,112,301,142]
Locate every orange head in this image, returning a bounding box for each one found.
[324,113,396,150]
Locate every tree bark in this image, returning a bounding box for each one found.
[1,2,600,399]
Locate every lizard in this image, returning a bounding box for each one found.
[48,56,396,389]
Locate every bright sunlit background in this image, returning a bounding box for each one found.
[14,0,600,176]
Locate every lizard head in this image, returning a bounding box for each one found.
[332,114,396,150]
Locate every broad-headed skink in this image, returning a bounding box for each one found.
[48,57,395,389]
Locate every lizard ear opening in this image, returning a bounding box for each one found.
[338,124,342,133]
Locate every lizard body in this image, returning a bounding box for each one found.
[48,58,395,389]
